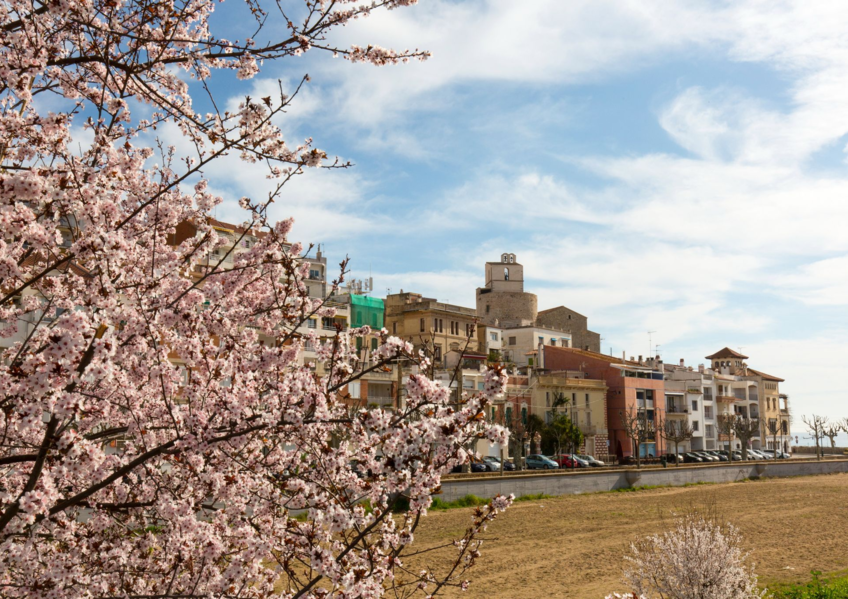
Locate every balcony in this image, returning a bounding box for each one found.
[717,395,738,403]
[579,424,599,436]
[665,405,690,416]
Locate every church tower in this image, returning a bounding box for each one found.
[476,253,538,327]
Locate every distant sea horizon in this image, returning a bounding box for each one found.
[790,430,848,447]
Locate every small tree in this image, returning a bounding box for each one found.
[527,413,545,454]
[622,513,765,599]
[802,414,828,460]
[822,424,841,454]
[661,420,694,465]
[619,406,661,468]
[732,416,761,461]
[496,403,530,468]
[717,413,736,460]
[765,418,782,459]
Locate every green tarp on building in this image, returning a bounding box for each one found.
[350,294,384,329]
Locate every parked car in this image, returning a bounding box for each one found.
[665,453,685,464]
[694,451,719,463]
[549,454,587,468]
[683,452,704,463]
[577,454,605,467]
[483,456,516,471]
[526,454,559,470]
[450,459,487,474]
[705,450,729,461]
[746,449,765,460]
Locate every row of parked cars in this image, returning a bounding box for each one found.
[450,447,792,473]
[525,454,607,469]
[664,449,790,463]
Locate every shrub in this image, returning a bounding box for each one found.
[622,514,765,599]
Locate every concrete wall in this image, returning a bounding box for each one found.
[439,459,848,502]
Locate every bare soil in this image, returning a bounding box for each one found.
[410,473,848,598]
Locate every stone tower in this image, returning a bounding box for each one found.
[476,253,538,327]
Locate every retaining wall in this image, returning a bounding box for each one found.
[439,459,848,502]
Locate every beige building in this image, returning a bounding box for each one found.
[706,347,791,453]
[384,291,479,367]
[530,372,609,459]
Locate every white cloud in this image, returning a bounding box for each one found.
[774,255,848,305]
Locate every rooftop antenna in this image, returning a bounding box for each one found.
[647,331,656,360]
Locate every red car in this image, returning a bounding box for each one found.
[550,454,587,468]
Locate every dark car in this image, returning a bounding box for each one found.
[526,454,558,470]
[683,452,704,463]
[694,451,719,463]
[705,450,729,461]
[665,452,685,464]
[450,460,487,474]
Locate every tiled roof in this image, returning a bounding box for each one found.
[705,347,749,360]
[546,345,641,367]
[747,368,785,382]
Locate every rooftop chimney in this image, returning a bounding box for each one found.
[679,358,685,367]
[698,364,705,373]
[638,355,643,364]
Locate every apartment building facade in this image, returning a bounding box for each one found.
[384,291,479,367]
[543,347,666,460]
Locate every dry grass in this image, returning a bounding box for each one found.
[410,473,848,598]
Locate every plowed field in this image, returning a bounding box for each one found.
[411,473,848,598]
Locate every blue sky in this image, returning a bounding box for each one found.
[193,1,848,424]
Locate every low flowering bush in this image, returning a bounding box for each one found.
[621,514,765,599]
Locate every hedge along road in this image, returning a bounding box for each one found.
[410,472,848,598]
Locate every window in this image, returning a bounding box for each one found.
[692,400,698,411]
[585,393,590,407]
[434,346,442,361]
[538,336,544,346]
[508,336,516,345]
[545,391,550,406]
[348,382,361,399]
[438,318,443,333]
[572,392,577,405]
[466,324,473,337]
[490,332,498,341]
[550,338,556,345]
[486,305,490,314]
[371,338,378,351]
[521,406,527,425]
[704,406,713,419]
[505,405,513,423]
[693,421,699,431]
[309,269,321,280]
[420,318,425,332]
[392,322,397,334]
[356,338,363,351]
[504,267,509,280]
[307,319,316,329]
[478,382,484,390]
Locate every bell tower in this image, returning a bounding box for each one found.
[477,253,537,327]
[484,253,524,293]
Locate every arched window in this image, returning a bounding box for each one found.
[504,267,509,280]
[521,406,527,425]
[509,254,515,263]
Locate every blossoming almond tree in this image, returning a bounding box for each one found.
[0,0,512,597]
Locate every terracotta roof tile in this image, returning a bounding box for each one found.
[705,347,749,360]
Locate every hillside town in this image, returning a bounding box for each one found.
[149,218,792,464]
